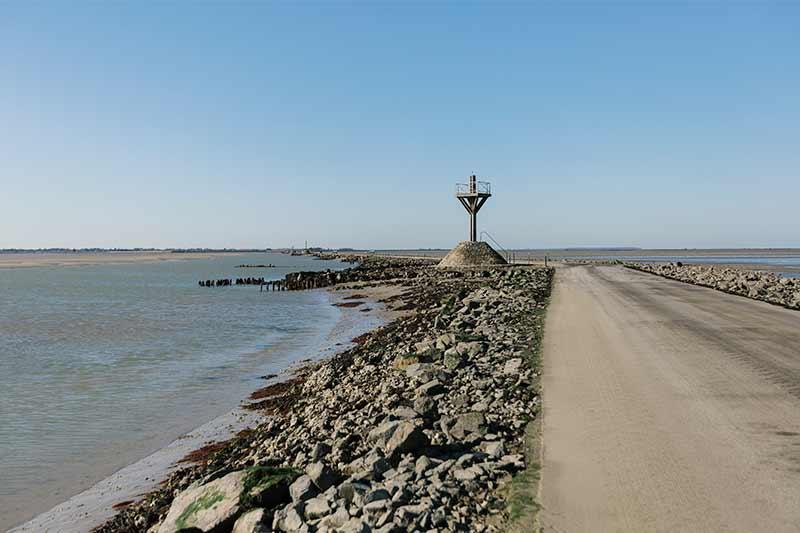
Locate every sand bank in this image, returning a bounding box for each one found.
[0,251,244,269]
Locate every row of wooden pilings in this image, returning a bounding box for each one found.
[261,280,287,291]
[197,270,341,291]
[198,278,289,290]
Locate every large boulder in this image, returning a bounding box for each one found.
[384,421,429,459]
[367,419,429,460]
[448,412,487,440]
[157,471,246,533]
[158,467,298,533]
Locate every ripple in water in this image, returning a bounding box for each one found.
[0,253,350,529]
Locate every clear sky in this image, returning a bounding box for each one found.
[2,2,798,250]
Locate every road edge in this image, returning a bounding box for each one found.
[504,268,555,532]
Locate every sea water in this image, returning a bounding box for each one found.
[0,253,352,529]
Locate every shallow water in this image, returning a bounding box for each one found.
[0,253,349,529]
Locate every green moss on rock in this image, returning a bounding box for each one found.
[175,488,225,530]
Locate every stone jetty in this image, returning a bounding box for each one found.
[97,255,553,533]
[626,262,800,310]
[198,256,437,291]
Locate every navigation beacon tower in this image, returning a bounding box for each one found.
[455,174,492,242]
[437,174,506,268]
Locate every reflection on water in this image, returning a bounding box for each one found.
[0,253,348,528]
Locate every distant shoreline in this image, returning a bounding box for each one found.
[376,247,800,258]
[0,251,246,269]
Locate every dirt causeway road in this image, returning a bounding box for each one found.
[540,265,800,533]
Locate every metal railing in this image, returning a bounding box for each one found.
[480,230,512,263]
[455,181,491,196]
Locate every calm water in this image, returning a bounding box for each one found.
[0,253,352,528]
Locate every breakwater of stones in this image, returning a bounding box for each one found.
[199,257,436,291]
[199,257,435,291]
[626,262,800,310]
[97,256,553,533]
[281,256,436,291]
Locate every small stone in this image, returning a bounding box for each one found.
[364,499,389,518]
[384,421,429,459]
[306,462,338,491]
[416,379,444,397]
[391,406,418,419]
[338,481,370,506]
[305,496,332,520]
[503,358,523,375]
[340,517,371,533]
[455,341,485,357]
[290,475,318,502]
[435,333,456,349]
[232,508,269,533]
[413,396,436,419]
[449,412,487,440]
[368,420,401,445]
[453,467,478,481]
[392,354,418,370]
[414,456,432,477]
[320,506,351,528]
[364,488,391,504]
[310,442,332,462]
[499,453,526,470]
[273,501,306,532]
[443,350,464,370]
[471,400,489,412]
[414,340,434,353]
[480,440,506,459]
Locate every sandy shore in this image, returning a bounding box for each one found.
[0,251,244,269]
[9,284,400,533]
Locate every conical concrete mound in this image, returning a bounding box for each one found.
[438,241,508,268]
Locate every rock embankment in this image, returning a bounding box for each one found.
[95,257,552,533]
[282,256,435,291]
[626,262,800,310]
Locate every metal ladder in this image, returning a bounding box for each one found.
[480,230,513,264]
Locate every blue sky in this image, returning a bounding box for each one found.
[1,2,798,249]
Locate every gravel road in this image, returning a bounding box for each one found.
[539,265,800,532]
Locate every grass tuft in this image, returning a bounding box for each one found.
[239,466,300,510]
